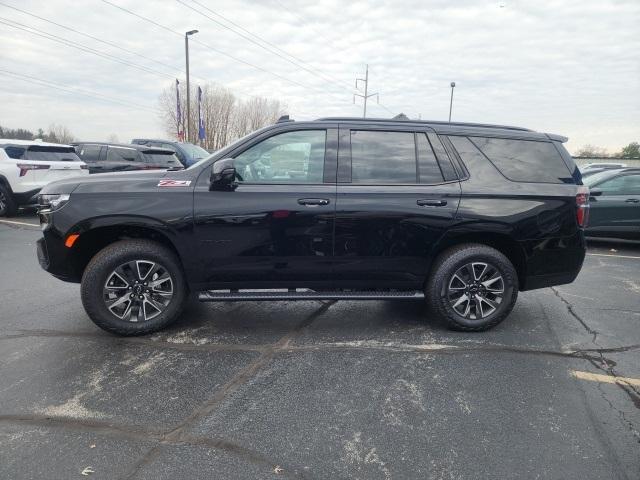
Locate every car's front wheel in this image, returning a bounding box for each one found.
[426,244,518,331]
[81,239,187,336]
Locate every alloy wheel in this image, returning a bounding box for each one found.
[103,260,174,322]
[447,262,505,320]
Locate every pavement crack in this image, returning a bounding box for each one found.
[120,300,335,480]
[551,287,598,342]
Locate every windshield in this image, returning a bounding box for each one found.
[3,145,82,162]
[583,170,619,186]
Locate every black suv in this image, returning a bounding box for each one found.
[37,118,587,335]
[73,142,183,174]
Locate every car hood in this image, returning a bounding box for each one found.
[40,169,171,195]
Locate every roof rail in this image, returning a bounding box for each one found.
[315,117,533,132]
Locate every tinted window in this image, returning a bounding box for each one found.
[596,174,640,195]
[21,146,81,162]
[143,152,182,167]
[351,130,416,184]
[470,137,572,183]
[417,133,444,183]
[427,133,457,181]
[4,146,25,159]
[107,147,141,163]
[234,130,326,184]
[77,145,102,163]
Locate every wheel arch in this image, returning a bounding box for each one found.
[429,230,526,290]
[66,218,186,283]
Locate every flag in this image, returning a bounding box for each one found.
[197,86,205,141]
[176,79,184,141]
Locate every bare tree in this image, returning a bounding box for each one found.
[45,124,76,144]
[106,133,120,143]
[574,144,608,157]
[158,81,286,150]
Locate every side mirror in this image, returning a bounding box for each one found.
[589,188,603,199]
[210,158,237,190]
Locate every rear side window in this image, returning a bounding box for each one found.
[350,130,416,184]
[77,145,102,163]
[144,152,182,167]
[416,133,444,184]
[470,137,573,184]
[107,147,141,162]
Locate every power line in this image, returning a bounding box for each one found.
[0,1,182,77]
[177,0,354,92]
[0,17,175,80]
[101,0,354,105]
[0,69,161,112]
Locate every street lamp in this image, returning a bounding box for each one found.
[448,81,456,122]
[185,29,198,142]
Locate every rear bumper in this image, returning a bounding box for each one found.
[519,230,586,291]
[13,188,40,205]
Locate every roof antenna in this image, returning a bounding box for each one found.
[277,115,293,123]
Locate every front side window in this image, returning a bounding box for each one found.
[597,174,640,195]
[234,130,326,183]
[351,130,416,184]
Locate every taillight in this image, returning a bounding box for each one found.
[576,186,590,228]
[17,163,50,177]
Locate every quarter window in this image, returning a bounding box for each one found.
[351,130,416,184]
[234,130,326,184]
[470,137,572,184]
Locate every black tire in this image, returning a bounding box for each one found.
[0,184,17,217]
[426,243,518,331]
[81,239,188,336]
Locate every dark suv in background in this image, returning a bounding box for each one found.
[37,117,587,336]
[131,139,210,167]
[73,142,182,174]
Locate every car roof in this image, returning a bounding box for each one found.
[132,138,182,145]
[588,167,640,178]
[72,142,175,153]
[0,138,74,148]
[274,118,565,142]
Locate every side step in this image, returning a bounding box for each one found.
[198,289,425,302]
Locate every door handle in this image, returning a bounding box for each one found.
[625,198,639,203]
[417,199,447,207]
[298,198,330,206]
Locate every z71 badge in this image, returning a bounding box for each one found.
[158,180,192,187]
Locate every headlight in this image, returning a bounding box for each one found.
[38,193,70,212]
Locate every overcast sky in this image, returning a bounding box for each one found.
[1,0,638,153]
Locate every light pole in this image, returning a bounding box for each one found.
[185,29,198,142]
[448,81,456,122]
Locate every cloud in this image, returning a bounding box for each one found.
[0,0,638,152]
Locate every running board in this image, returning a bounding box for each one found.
[198,289,425,302]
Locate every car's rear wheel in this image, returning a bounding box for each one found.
[81,239,187,336]
[0,184,17,217]
[426,244,518,331]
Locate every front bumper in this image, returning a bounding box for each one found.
[37,229,80,283]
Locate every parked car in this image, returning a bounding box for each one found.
[0,139,88,216]
[584,168,640,239]
[72,142,182,174]
[131,139,210,167]
[580,168,607,179]
[582,162,627,170]
[37,117,587,335]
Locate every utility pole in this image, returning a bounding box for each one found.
[354,64,378,118]
[185,29,198,142]
[448,81,456,122]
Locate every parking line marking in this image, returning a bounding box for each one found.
[571,370,640,387]
[587,253,640,260]
[0,219,39,227]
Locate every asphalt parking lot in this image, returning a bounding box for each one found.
[1,212,639,480]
